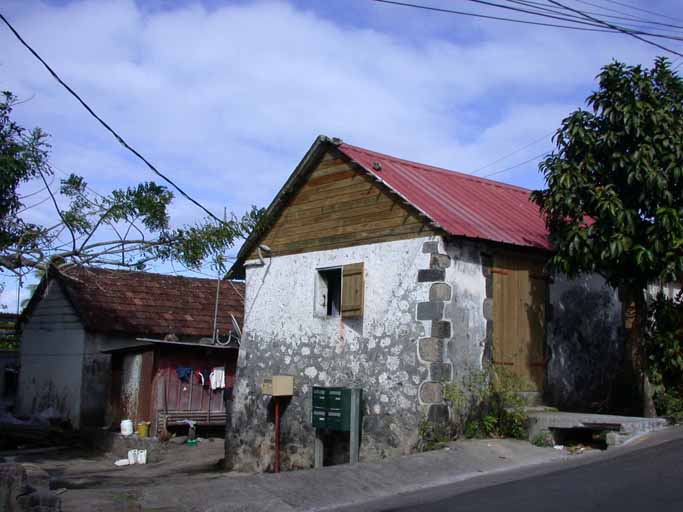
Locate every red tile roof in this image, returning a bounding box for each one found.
[48,267,244,338]
[337,143,551,250]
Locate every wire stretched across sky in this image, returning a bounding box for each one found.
[369,0,683,54]
[548,0,683,57]
[0,12,226,226]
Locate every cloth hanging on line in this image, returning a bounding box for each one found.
[209,367,225,390]
[176,366,193,381]
[199,368,211,387]
[196,370,205,386]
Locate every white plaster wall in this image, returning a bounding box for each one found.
[647,282,682,300]
[242,236,434,408]
[121,352,143,421]
[18,281,85,427]
[442,239,488,377]
[233,236,438,468]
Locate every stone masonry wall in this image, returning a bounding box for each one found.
[416,240,454,425]
[230,237,437,472]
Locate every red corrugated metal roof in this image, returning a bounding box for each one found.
[337,143,551,250]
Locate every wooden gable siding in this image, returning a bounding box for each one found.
[248,152,436,259]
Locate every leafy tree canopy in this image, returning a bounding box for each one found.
[0,91,264,282]
[531,57,683,291]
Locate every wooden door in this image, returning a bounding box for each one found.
[492,253,547,392]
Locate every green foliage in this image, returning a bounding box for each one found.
[530,58,683,290]
[417,419,452,452]
[445,366,529,440]
[0,91,266,277]
[531,430,555,448]
[644,292,683,422]
[0,91,51,250]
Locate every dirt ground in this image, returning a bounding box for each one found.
[1,436,244,511]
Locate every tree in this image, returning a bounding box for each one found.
[531,58,683,417]
[0,91,261,284]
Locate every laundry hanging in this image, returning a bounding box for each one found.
[176,366,193,381]
[199,368,211,387]
[209,366,225,390]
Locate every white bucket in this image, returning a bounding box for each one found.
[120,419,134,436]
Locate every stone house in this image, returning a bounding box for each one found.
[226,136,627,471]
[18,267,243,431]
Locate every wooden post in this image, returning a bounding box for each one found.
[314,429,324,469]
[349,388,361,465]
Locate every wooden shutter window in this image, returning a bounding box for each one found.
[341,263,364,318]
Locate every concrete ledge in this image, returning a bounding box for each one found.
[527,411,669,445]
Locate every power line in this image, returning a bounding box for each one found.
[548,1,683,57]
[570,0,683,27]
[463,0,615,28]
[369,0,618,32]
[599,0,683,23]
[470,132,553,175]
[510,0,683,32]
[469,0,683,42]
[0,12,225,225]
[370,0,683,42]
[481,151,547,178]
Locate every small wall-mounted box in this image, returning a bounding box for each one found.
[261,375,294,396]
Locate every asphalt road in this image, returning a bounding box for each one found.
[376,437,683,512]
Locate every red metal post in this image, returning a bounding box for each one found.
[274,397,280,473]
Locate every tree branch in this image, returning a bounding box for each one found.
[39,168,76,253]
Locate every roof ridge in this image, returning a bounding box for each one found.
[339,142,533,195]
[57,266,243,286]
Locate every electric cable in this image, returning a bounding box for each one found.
[0,12,225,225]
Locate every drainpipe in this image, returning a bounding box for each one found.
[274,397,281,473]
[212,273,221,343]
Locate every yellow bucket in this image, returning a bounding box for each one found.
[137,421,150,438]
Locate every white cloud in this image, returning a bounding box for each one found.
[0,0,673,306]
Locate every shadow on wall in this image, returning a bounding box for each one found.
[546,277,624,413]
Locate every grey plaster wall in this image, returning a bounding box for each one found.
[231,237,437,471]
[414,239,488,425]
[81,332,146,427]
[80,334,112,427]
[546,274,623,412]
[18,282,86,427]
[443,240,488,385]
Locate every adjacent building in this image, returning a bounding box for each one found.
[18,267,243,432]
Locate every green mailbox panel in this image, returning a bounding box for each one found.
[311,386,360,432]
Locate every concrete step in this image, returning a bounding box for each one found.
[527,411,669,448]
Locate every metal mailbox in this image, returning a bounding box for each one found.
[311,386,361,432]
[262,375,294,396]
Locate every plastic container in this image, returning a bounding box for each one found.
[137,449,147,464]
[127,449,137,465]
[137,421,150,438]
[120,419,134,436]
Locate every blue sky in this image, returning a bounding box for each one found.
[1,0,681,309]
